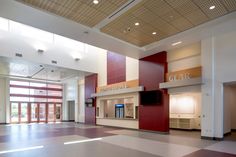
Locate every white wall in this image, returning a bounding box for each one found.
[0,78,6,123]
[97,54,139,87]
[0,24,107,74]
[97,51,107,87]
[62,78,79,121]
[126,57,139,81]
[78,79,85,123]
[201,28,236,138]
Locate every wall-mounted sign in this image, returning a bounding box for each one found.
[97,80,138,93]
[165,67,201,82]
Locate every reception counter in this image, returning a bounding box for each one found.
[96,117,138,129]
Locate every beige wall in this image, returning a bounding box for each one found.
[168,42,201,72]
[167,42,202,129]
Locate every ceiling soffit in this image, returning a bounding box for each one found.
[17,0,129,27]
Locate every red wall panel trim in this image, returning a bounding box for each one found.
[85,74,97,125]
[107,51,126,85]
[10,85,62,91]
[139,51,169,132]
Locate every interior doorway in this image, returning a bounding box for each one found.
[68,101,75,121]
[223,83,236,140]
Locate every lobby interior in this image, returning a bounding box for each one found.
[1,0,236,157]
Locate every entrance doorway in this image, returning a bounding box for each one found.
[223,83,236,140]
[10,102,62,123]
[10,102,29,123]
[9,80,63,124]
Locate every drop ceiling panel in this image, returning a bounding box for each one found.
[101,0,236,47]
[222,0,236,11]
[17,0,129,27]
[16,0,236,47]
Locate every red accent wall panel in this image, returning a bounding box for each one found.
[139,51,169,132]
[85,74,97,125]
[107,51,126,85]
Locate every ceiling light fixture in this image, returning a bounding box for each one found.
[172,41,182,46]
[209,5,215,10]
[152,32,157,35]
[93,0,99,4]
[135,22,139,26]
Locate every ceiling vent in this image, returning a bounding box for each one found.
[51,60,57,64]
[15,53,23,57]
[108,0,135,19]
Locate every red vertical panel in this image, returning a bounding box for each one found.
[139,51,169,132]
[85,74,97,125]
[107,51,126,85]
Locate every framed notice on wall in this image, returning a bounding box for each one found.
[170,95,195,114]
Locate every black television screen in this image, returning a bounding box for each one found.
[140,90,162,105]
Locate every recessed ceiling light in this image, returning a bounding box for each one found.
[152,32,157,35]
[209,5,215,10]
[93,0,99,4]
[135,22,139,26]
[172,41,182,46]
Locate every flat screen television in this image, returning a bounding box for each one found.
[140,90,162,105]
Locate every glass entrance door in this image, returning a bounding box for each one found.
[56,104,62,122]
[39,103,46,122]
[31,103,38,122]
[20,103,28,123]
[48,104,55,122]
[11,102,19,123]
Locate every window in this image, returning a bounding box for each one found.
[10,80,63,103]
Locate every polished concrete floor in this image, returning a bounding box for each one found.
[0,123,235,157]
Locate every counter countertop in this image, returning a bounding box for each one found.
[96,117,138,121]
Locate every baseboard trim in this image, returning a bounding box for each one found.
[0,123,7,125]
[201,136,223,141]
[62,120,75,122]
[170,128,201,131]
[224,132,231,136]
[96,124,139,130]
[139,129,169,135]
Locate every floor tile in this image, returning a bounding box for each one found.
[183,149,236,157]
[101,135,200,157]
[206,141,236,155]
[107,129,217,148]
[0,141,161,157]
